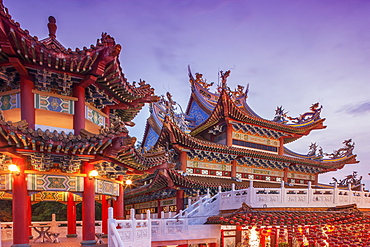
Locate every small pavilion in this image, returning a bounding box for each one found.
[0,1,165,246]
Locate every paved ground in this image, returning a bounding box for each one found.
[1,236,108,247]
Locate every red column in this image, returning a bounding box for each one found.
[81,162,96,246]
[225,118,232,146]
[231,160,237,178]
[176,190,184,213]
[73,85,85,135]
[278,137,284,155]
[102,106,110,128]
[284,167,289,183]
[101,195,108,234]
[157,199,163,218]
[12,157,30,246]
[67,192,77,237]
[114,176,124,219]
[179,150,187,172]
[28,196,32,239]
[20,76,35,129]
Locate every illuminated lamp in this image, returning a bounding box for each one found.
[8,164,20,176]
[125,179,132,185]
[89,169,99,180]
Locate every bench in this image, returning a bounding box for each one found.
[46,232,60,243]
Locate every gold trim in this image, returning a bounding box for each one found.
[0,89,20,96]
[32,89,78,101]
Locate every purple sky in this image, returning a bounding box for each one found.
[5,0,370,187]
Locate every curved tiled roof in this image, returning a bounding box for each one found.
[0,3,158,121]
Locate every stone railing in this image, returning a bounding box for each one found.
[173,190,221,225]
[171,181,370,224]
[1,217,102,241]
[108,208,151,247]
[220,181,370,210]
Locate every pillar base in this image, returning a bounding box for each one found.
[80,240,97,246]
[11,244,31,247]
[66,234,78,238]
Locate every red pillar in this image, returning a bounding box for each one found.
[67,192,77,237]
[28,196,32,239]
[179,150,187,172]
[12,157,30,246]
[114,176,124,219]
[73,85,85,135]
[231,160,237,178]
[20,76,35,129]
[176,190,185,213]
[225,118,232,146]
[101,195,108,234]
[278,137,284,155]
[102,106,110,127]
[81,162,96,246]
[157,199,163,218]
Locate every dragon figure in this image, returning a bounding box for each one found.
[287,102,322,124]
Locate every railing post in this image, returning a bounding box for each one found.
[161,211,165,219]
[218,186,222,193]
[130,208,135,220]
[280,181,285,204]
[348,183,352,204]
[333,182,338,205]
[206,188,210,198]
[308,181,312,204]
[249,180,254,207]
[232,183,235,191]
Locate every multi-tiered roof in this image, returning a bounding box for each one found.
[126,67,358,203]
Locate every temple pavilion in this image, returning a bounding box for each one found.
[127,67,359,216]
[0,1,169,246]
[123,66,369,246]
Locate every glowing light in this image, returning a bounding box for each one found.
[249,227,260,247]
[89,170,99,179]
[125,179,132,185]
[8,164,20,175]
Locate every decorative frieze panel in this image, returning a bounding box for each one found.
[232,132,280,147]
[0,93,20,110]
[29,191,82,202]
[95,179,119,196]
[187,149,236,163]
[0,174,12,190]
[236,166,284,177]
[231,121,286,139]
[85,104,106,126]
[288,172,315,181]
[187,160,232,171]
[27,174,84,192]
[35,93,74,114]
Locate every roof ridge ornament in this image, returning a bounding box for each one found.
[47,16,57,39]
[287,102,322,124]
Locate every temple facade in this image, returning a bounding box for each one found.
[0,2,167,246]
[125,66,367,246]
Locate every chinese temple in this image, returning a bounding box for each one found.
[0,1,168,246]
[123,66,369,246]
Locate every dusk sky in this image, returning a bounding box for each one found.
[5,0,370,187]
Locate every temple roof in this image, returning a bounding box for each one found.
[154,116,357,171]
[0,3,158,121]
[0,114,169,174]
[187,69,327,142]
